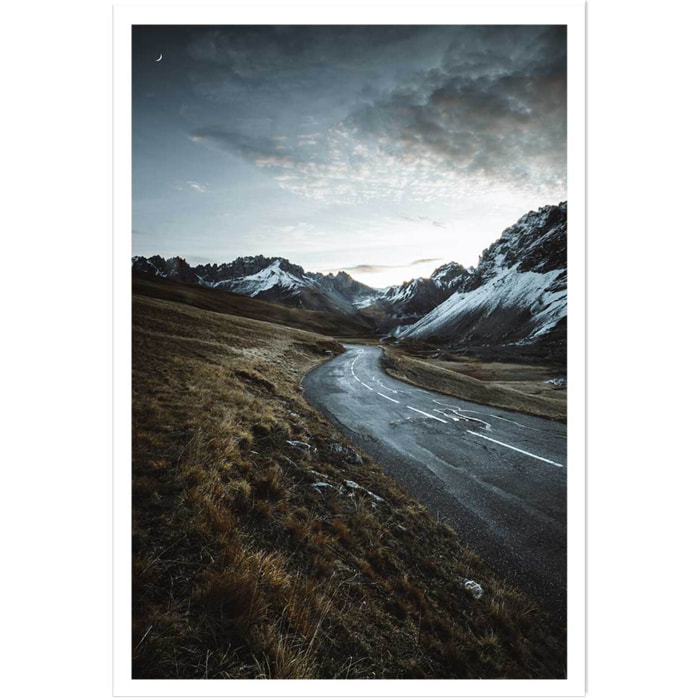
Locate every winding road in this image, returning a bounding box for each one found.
[303,344,567,623]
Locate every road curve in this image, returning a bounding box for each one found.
[303,344,567,623]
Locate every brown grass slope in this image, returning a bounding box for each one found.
[133,272,375,338]
[132,292,566,679]
[382,347,566,422]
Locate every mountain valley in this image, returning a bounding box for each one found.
[133,202,567,365]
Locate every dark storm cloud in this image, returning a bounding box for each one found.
[346,26,566,190]
[134,24,565,213]
[182,25,445,116]
[186,25,440,77]
[174,25,566,201]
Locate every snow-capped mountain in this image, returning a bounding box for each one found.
[133,201,567,358]
[430,261,472,292]
[397,203,567,353]
[361,262,468,332]
[131,254,378,316]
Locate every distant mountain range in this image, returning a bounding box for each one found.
[133,202,567,359]
[132,254,376,317]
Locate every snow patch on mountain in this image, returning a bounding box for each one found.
[214,259,304,296]
[403,267,565,343]
[398,202,567,349]
[353,295,382,309]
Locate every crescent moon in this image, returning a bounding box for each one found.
[155,53,163,62]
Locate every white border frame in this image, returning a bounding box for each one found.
[114,2,586,696]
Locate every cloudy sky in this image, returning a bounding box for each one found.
[133,25,566,287]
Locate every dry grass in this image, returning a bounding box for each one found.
[133,272,374,338]
[381,347,566,422]
[132,291,566,679]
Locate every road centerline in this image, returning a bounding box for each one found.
[466,430,564,467]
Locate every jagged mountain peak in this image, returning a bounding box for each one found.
[430,261,472,290]
[431,261,464,276]
[314,269,376,297]
[397,202,567,359]
[132,202,567,359]
[132,253,381,317]
[477,202,567,276]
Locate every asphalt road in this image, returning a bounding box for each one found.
[303,344,567,623]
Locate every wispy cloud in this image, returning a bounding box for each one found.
[187,180,207,193]
[185,26,566,205]
[323,258,443,275]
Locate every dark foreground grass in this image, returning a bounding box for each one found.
[132,293,566,679]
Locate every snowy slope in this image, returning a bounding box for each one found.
[131,254,378,317]
[399,202,567,348]
[213,259,305,296]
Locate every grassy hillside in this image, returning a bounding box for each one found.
[381,347,567,422]
[133,272,375,338]
[132,292,566,679]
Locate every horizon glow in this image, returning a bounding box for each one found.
[133,25,566,287]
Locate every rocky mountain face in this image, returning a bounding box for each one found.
[132,255,201,285]
[132,202,567,359]
[131,254,379,317]
[361,262,469,333]
[397,202,567,358]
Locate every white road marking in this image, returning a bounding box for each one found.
[350,354,362,383]
[432,399,491,417]
[487,414,545,433]
[465,417,491,429]
[407,406,448,423]
[374,377,399,394]
[434,408,491,430]
[466,431,564,467]
[377,392,400,404]
[433,409,461,422]
[350,349,387,396]
[433,399,545,434]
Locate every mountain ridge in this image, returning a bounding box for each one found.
[132,201,567,358]
[397,202,567,362]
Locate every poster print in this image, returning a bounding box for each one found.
[115,3,585,695]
